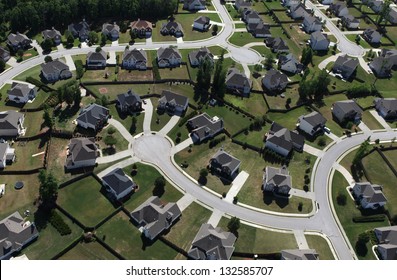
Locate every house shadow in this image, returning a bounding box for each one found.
[263,191,290,209]
[99,186,121,209]
[5,100,24,109]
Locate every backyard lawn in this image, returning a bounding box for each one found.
[24,111,48,137]
[158,65,190,80]
[59,240,118,260]
[267,105,314,131]
[234,126,269,148]
[6,139,47,171]
[224,93,268,117]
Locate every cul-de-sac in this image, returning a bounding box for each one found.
[0,0,397,261]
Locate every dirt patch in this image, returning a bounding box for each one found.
[23,53,32,57]
[118,70,153,81]
[99,87,108,94]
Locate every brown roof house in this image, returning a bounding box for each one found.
[188,223,237,260]
[130,19,152,38]
[352,182,387,209]
[130,196,181,240]
[65,137,98,170]
[209,150,241,179]
[265,122,305,157]
[263,166,292,196]
[225,68,252,96]
[374,226,397,260]
[187,113,224,143]
[122,48,147,70]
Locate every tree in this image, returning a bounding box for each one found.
[153,176,166,196]
[38,170,59,208]
[44,55,53,63]
[317,136,327,147]
[353,139,370,165]
[66,31,75,47]
[17,48,24,58]
[212,50,226,99]
[336,192,347,205]
[41,38,53,53]
[200,168,208,178]
[355,34,360,44]
[196,57,214,96]
[95,46,102,53]
[227,217,240,234]
[101,33,107,46]
[104,135,117,147]
[88,31,99,45]
[301,47,313,66]
[212,24,218,35]
[130,116,137,133]
[43,109,54,129]
[264,53,274,70]
[75,60,85,80]
[376,0,392,25]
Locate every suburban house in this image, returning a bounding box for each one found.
[281,249,320,260]
[265,37,290,53]
[41,59,72,82]
[160,21,184,37]
[352,182,387,209]
[209,150,241,179]
[388,8,397,24]
[188,223,237,260]
[298,111,327,136]
[7,82,37,104]
[0,141,15,169]
[0,47,11,62]
[310,31,330,51]
[68,20,90,41]
[332,100,363,123]
[332,55,359,79]
[183,0,206,10]
[86,50,107,69]
[102,23,120,41]
[188,47,214,67]
[0,111,25,137]
[362,28,381,44]
[65,137,98,170]
[130,196,181,240]
[76,103,110,131]
[116,90,142,114]
[282,0,301,7]
[368,0,384,13]
[235,0,252,10]
[122,48,147,70]
[320,0,334,4]
[374,226,397,260]
[243,9,262,25]
[265,122,305,157]
[102,168,137,200]
[289,4,309,20]
[157,90,189,115]
[130,19,152,38]
[303,15,323,33]
[262,69,289,92]
[187,113,224,143]
[262,166,292,196]
[369,56,395,78]
[225,68,252,96]
[42,27,62,45]
[341,14,360,29]
[0,211,39,260]
[193,16,211,31]
[278,54,304,74]
[247,21,271,38]
[7,32,32,51]
[157,47,182,68]
[330,2,349,17]
[374,98,397,120]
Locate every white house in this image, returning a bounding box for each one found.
[310,31,330,51]
[298,111,327,136]
[0,141,15,169]
[7,82,37,104]
[352,182,387,209]
[86,50,107,69]
[320,0,334,4]
[0,111,25,137]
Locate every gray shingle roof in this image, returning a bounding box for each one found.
[102,168,136,196]
[264,166,292,194]
[117,90,142,107]
[157,47,182,61]
[65,137,97,168]
[211,150,241,174]
[188,47,214,64]
[42,28,62,41]
[161,21,183,33]
[267,122,305,151]
[188,113,224,142]
[299,111,326,127]
[87,50,107,62]
[333,55,359,71]
[7,83,32,99]
[7,32,31,46]
[122,48,147,63]
[281,249,319,260]
[158,90,188,108]
[353,182,387,204]
[333,100,363,115]
[194,16,210,25]
[0,111,24,132]
[225,68,252,88]
[263,69,288,89]
[77,103,109,128]
[41,59,70,77]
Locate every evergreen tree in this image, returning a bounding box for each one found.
[264,53,274,70]
[196,57,214,94]
[227,217,241,234]
[38,170,59,207]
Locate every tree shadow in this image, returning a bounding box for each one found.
[263,192,289,209]
[152,185,165,197]
[33,207,51,232]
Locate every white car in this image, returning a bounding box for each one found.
[323,126,331,134]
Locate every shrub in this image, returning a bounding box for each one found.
[107,127,116,135]
[49,210,72,235]
[318,136,327,147]
[352,215,386,223]
[336,192,347,206]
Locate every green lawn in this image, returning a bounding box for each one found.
[252,1,270,13]
[267,106,314,131]
[288,152,316,191]
[273,11,291,23]
[305,234,335,260]
[224,93,268,117]
[167,108,194,144]
[263,1,286,11]
[150,99,174,132]
[234,126,269,148]
[7,139,46,171]
[96,211,179,259]
[58,176,117,227]
[383,149,397,169]
[345,34,372,49]
[361,110,383,130]
[81,67,118,82]
[228,32,264,47]
[158,65,190,80]
[97,124,130,155]
[175,13,221,41]
[24,111,47,137]
[108,106,144,137]
[85,84,154,101]
[250,45,273,58]
[264,84,301,110]
[59,240,118,260]
[24,90,50,110]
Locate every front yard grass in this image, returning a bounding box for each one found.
[174,13,221,41]
[150,98,174,132]
[97,124,130,155]
[108,106,144,136]
[361,110,384,130]
[228,32,264,47]
[59,240,117,260]
[305,234,335,260]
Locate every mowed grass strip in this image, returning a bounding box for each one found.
[305,234,335,260]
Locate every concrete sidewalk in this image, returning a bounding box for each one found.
[294,230,309,249]
[172,137,193,154]
[64,54,76,71]
[303,144,324,158]
[325,132,340,142]
[225,171,249,203]
[108,118,135,145]
[207,209,224,227]
[96,150,132,164]
[290,188,315,200]
[358,57,372,74]
[97,156,139,178]
[358,122,371,133]
[158,115,180,136]
[107,51,117,64]
[176,193,196,212]
[142,99,153,134]
[242,63,251,78]
[333,163,355,185]
[369,110,393,131]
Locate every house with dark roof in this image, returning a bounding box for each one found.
[262,69,289,92]
[332,55,359,79]
[7,32,32,51]
[368,0,384,13]
[41,59,72,82]
[122,48,147,70]
[65,137,98,170]
[310,31,330,51]
[289,3,309,19]
[0,111,25,137]
[42,27,62,45]
[76,103,110,131]
[68,20,90,41]
[330,1,349,17]
[210,150,241,179]
[0,211,39,260]
[374,226,397,260]
[102,168,137,200]
[332,100,362,123]
[188,47,214,67]
[279,54,304,74]
[247,21,271,38]
[160,21,184,38]
[265,37,290,53]
[374,98,397,120]
[7,82,37,104]
[193,16,211,31]
[303,15,323,33]
[184,0,206,10]
[0,47,10,63]
[102,23,120,41]
[86,50,107,69]
[263,166,292,196]
[352,182,387,209]
[235,0,252,10]
[188,223,236,260]
[281,249,319,260]
[225,68,252,96]
[265,122,305,157]
[341,14,360,29]
[369,49,397,77]
[157,47,182,68]
[0,141,15,169]
[116,89,142,114]
[282,0,301,8]
[158,90,189,115]
[362,28,381,44]
[187,113,224,143]
[321,0,334,4]
[298,111,327,136]
[388,8,397,24]
[130,196,181,240]
[130,19,152,38]
[243,9,262,25]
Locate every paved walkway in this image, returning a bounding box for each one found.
[6,57,18,68]
[358,121,371,134]
[176,37,184,44]
[158,115,180,136]
[207,209,224,227]
[64,54,76,71]
[146,37,152,44]
[176,193,196,212]
[294,230,309,249]
[325,132,340,142]
[96,150,132,164]
[142,99,153,134]
[369,110,393,131]
[31,40,43,56]
[172,137,193,154]
[97,156,139,178]
[107,51,117,64]
[290,188,316,200]
[108,118,135,146]
[111,40,119,47]
[242,63,251,78]
[210,20,225,27]
[303,144,324,158]
[225,171,249,203]
[56,44,65,52]
[358,57,372,74]
[234,28,247,32]
[333,163,355,185]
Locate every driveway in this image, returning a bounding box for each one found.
[64,54,76,71]
[158,115,180,136]
[142,99,153,134]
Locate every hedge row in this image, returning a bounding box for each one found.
[209,135,226,148]
[352,215,386,223]
[49,210,72,235]
[178,110,198,127]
